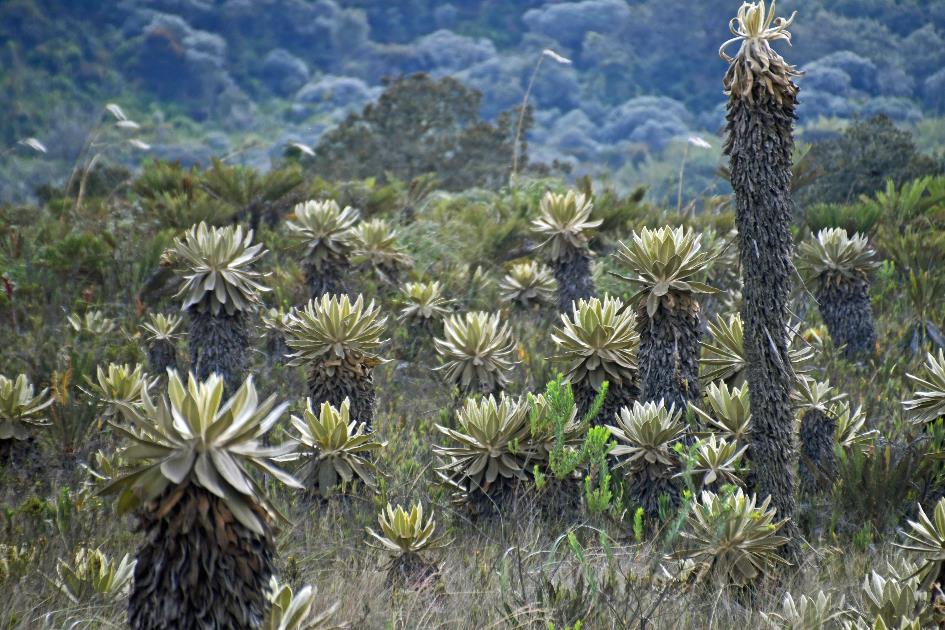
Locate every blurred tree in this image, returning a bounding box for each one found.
[311,73,529,190]
[801,115,943,204]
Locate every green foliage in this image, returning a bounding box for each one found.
[803,116,943,205]
[310,74,527,191]
[805,202,884,236]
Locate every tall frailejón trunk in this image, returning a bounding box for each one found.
[723,5,803,559]
[552,248,595,313]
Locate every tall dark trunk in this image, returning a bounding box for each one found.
[552,249,595,313]
[815,279,876,357]
[308,367,376,427]
[146,340,178,376]
[188,309,248,393]
[129,483,274,630]
[574,380,638,427]
[636,298,701,412]
[305,258,350,299]
[725,67,802,557]
[798,408,836,495]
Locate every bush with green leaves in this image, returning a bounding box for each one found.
[797,228,880,357]
[171,222,269,391]
[283,294,388,425]
[607,400,686,515]
[286,199,360,298]
[532,190,601,313]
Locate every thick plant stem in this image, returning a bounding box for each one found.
[637,298,701,412]
[815,279,876,357]
[725,77,802,560]
[308,367,377,427]
[551,248,595,313]
[798,408,837,495]
[129,484,274,630]
[574,380,638,427]
[146,340,178,376]
[188,309,248,393]
[305,258,350,299]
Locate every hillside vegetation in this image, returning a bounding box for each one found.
[4,2,945,630]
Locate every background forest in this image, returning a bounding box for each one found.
[2,0,945,203]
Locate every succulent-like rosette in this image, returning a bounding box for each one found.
[798,228,880,356]
[103,371,302,629]
[171,222,269,316]
[499,260,557,308]
[351,218,412,278]
[612,226,718,318]
[287,199,360,269]
[283,294,388,425]
[55,547,135,604]
[0,373,53,442]
[265,578,340,630]
[104,371,300,532]
[551,296,639,423]
[797,228,880,286]
[434,311,516,395]
[284,294,387,378]
[700,313,814,387]
[612,226,716,409]
[531,190,601,261]
[904,350,945,425]
[366,502,449,555]
[283,398,384,498]
[398,281,452,323]
[82,363,156,419]
[793,377,846,494]
[140,313,183,375]
[607,400,686,514]
[531,190,601,312]
[677,489,789,586]
[691,381,752,444]
[68,310,117,336]
[366,501,449,587]
[679,436,747,490]
[434,394,536,500]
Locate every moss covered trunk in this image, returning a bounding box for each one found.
[305,258,349,299]
[574,380,638,426]
[308,367,376,427]
[798,408,837,495]
[146,340,178,376]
